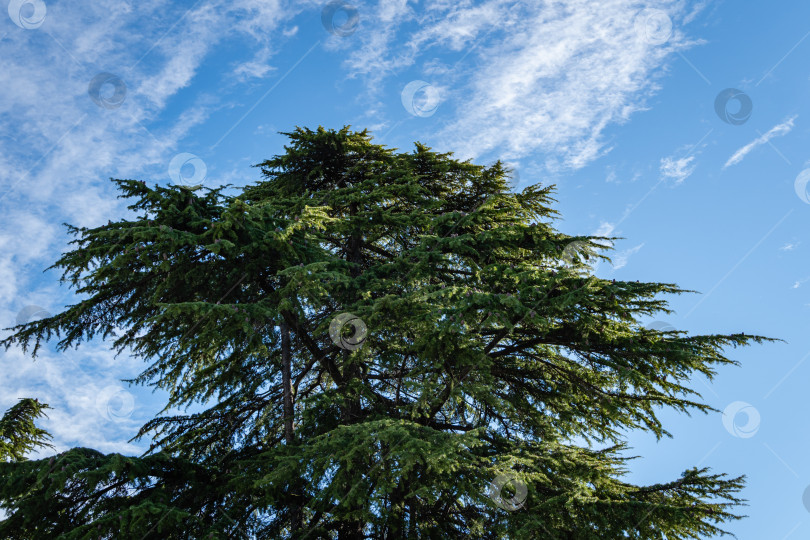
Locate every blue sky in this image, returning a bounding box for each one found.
[1,1,808,537]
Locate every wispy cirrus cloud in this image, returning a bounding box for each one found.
[792,276,810,289]
[594,221,617,237]
[345,0,697,170]
[780,241,800,251]
[612,242,645,270]
[723,115,797,169]
[660,155,696,184]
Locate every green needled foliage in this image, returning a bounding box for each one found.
[0,126,774,539]
[0,399,52,463]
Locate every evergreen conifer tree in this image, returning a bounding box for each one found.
[0,126,771,538]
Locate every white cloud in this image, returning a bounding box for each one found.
[346,0,693,169]
[660,155,696,184]
[793,276,810,289]
[723,115,797,169]
[594,221,616,237]
[780,241,800,251]
[612,243,645,270]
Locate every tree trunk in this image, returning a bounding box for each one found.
[281,321,294,444]
[336,203,366,539]
[281,321,302,533]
